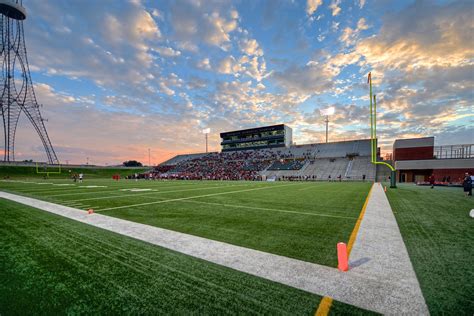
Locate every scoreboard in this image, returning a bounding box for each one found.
[220,124,292,152]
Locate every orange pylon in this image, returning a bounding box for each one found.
[337,242,348,271]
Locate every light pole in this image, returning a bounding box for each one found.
[148,148,151,166]
[202,128,210,153]
[324,115,329,143]
[320,107,335,143]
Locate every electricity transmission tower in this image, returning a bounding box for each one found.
[0,0,59,164]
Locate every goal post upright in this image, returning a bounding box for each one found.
[368,72,397,188]
[36,162,62,177]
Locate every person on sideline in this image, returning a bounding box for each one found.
[429,174,435,189]
[469,173,474,196]
[79,173,83,183]
[463,173,472,197]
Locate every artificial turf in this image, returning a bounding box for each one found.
[0,179,371,267]
[0,198,374,315]
[385,184,474,315]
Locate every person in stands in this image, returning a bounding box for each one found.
[462,173,472,197]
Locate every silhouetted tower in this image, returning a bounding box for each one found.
[0,0,58,164]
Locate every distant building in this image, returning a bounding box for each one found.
[393,136,474,183]
[220,124,292,152]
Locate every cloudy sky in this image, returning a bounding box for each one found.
[10,0,474,165]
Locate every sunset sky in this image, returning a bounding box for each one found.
[11,0,474,165]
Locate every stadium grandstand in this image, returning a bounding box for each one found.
[153,124,377,181]
[152,125,474,185]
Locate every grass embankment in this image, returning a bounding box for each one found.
[386,184,474,315]
[0,165,148,179]
[0,199,374,314]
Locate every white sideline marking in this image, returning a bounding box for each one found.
[53,184,75,186]
[36,183,53,185]
[97,183,303,212]
[119,188,154,192]
[173,199,357,220]
[0,187,428,314]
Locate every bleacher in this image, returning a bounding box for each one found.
[267,160,305,171]
[160,152,212,166]
[154,139,376,181]
[242,160,271,171]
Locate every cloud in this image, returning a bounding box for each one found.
[169,0,239,50]
[217,56,242,75]
[306,0,323,15]
[304,0,474,151]
[239,38,263,56]
[272,60,335,95]
[26,0,162,91]
[153,46,181,57]
[339,18,369,46]
[14,0,473,161]
[13,82,217,165]
[196,58,212,70]
[329,0,341,16]
[356,1,472,72]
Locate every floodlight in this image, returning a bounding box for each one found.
[202,128,210,153]
[320,107,335,143]
[320,107,335,116]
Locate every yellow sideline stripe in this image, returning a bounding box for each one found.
[315,296,333,316]
[347,183,374,255]
[314,183,374,316]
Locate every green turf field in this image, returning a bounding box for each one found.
[0,198,376,315]
[4,177,472,314]
[0,178,371,267]
[386,184,474,315]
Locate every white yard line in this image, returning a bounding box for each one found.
[0,187,427,314]
[66,183,258,203]
[163,199,357,220]
[0,183,217,198]
[45,182,250,198]
[97,183,301,212]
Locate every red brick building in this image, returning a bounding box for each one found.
[393,137,474,183]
